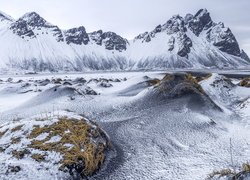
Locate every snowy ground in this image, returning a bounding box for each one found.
[0,71,250,180]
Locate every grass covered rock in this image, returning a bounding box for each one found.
[0,111,111,179]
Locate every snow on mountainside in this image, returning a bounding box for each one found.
[0,9,249,72]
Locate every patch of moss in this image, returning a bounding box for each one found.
[27,118,110,177]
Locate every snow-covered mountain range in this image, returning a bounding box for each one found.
[0,9,249,72]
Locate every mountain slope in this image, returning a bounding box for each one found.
[0,9,249,72]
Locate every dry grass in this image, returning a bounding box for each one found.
[11,137,21,144]
[184,74,205,94]
[146,79,160,86]
[12,149,30,159]
[207,163,250,179]
[195,73,212,82]
[27,118,110,177]
[162,74,174,81]
[31,153,46,162]
[207,169,235,179]
[0,129,8,138]
[11,125,23,132]
[240,77,250,87]
[242,163,250,172]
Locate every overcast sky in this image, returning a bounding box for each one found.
[0,0,250,55]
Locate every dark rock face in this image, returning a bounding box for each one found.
[136,15,187,43]
[134,15,193,57]
[21,12,48,27]
[101,32,127,51]
[10,12,64,42]
[0,12,13,22]
[89,30,103,45]
[65,26,89,45]
[163,15,187,34]
[51,26,64,42]
[177,33,192,57]
[10,19,35,38]
[134,32,148,41]
[3,8,249,69]
[187,9,213,36]
[241,50,250,62]
[168,36,175,51]
[133,8,246,60]
[206,23,241,56]
[0,13,7,20]
[163,15,192,57]
[89,30,128,51]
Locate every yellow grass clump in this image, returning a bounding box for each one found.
[27,118,111,177]
[240,77,250,87]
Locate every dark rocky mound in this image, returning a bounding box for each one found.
[146,73,221,111]
[152,73,205,97]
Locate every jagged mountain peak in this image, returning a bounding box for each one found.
[19,11,51,27]
[194,8,209,17]
[162,14,186,34]
[206,22,241,57]
[65,26,89,45]
[187,8,213,36]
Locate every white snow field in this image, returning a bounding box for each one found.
[0,71,250,180]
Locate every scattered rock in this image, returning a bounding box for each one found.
[6,166,21,174]
[99,81,113,88]
[39,79,50,86]
[7,78,13,83]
